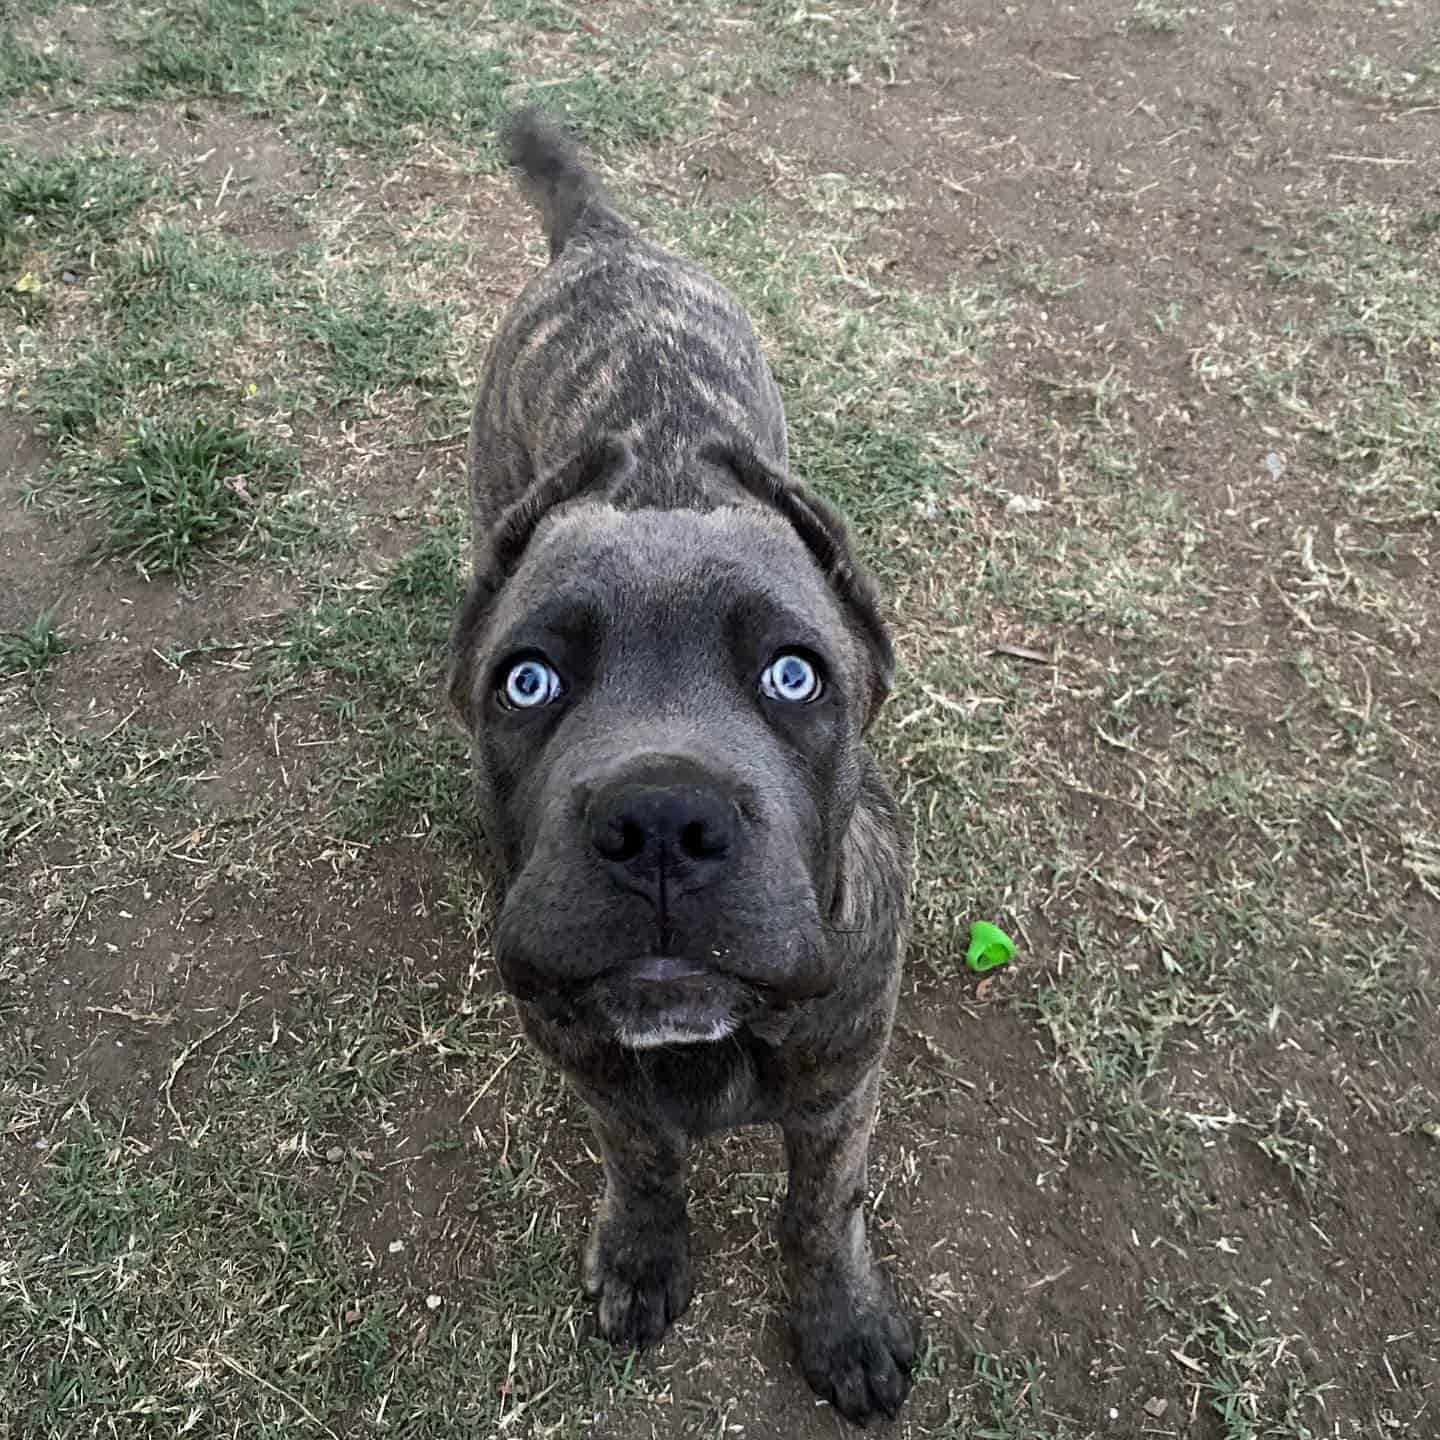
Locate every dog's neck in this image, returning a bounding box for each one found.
[584,426,781,517]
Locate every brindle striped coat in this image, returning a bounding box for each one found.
[448,108,917,1426]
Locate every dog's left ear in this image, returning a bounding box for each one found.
[449,437,633,730]
[705,440,896,728]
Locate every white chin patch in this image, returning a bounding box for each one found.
[618,1016,737,1051]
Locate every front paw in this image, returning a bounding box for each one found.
[792,1285,917,1425]
[582,1209,691,1348]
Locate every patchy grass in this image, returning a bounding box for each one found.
[0,977,653,1438]
[113,0,514,153]
[57,417,303,577]
[0,26,78,101]
[744,0,902,86]
[24,227,461,446]
[0,720,213,862]
[104,224,279,319]
[964,1351,1071,1439]
[0,608,66,680]
[292,281,453,404]
[0,145,158,264]
[2,1,1438,1436]
[262,521,475,846]
[1149,1288,1335,1439]
[1330,50,1440,103]
[1128,0,1192,35]
[110,0,690,155]
[1199,202,1440,526]
[640,194,1005,526]
[29,333,215,441]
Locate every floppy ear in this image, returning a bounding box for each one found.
[448,437,633,730]
[702,439,896,728]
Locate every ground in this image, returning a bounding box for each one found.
[1,0,1437,1436]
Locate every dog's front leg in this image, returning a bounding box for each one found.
[580,1102,692,1348]
[781,1070,916,1424]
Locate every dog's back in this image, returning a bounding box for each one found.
[468,108,789,534]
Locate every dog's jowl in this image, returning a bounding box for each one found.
[449,108,918,1425]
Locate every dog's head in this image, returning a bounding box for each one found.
[449,437,894,1049]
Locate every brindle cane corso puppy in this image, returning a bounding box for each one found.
[449,108,917,1424]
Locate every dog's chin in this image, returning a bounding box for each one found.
[614,1013,739,1051]
[595,962,755,1051]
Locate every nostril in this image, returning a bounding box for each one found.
[594,817,646,863]
[679,818,727,860]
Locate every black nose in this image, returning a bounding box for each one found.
[588,781,736,890]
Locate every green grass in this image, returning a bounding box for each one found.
[44,418,304,577]
[0,26,78,101]
[966,1351,1071,1440]
[7,162,466,582]
[1234,203,1440,524]
[0,145,157,264]
[30,334,215,441]
[292,280,453,403]
[640,195,1005,527]
[114,0,511,153]
[0,609,66,681]
[110,0,688,155]
[744,0,902,85]
[26,227,461,446]
[105,225,279,318]
[1330,50,1440,102]
[262,522,476,846]
[1149,1289,1334,1440]
[1128,0,1191,34]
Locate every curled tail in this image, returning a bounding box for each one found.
[501,106,632,259]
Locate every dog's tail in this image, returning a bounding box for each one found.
[501,106,632,259]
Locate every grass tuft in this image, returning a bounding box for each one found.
[1149,1288,1335,1440]
[0,609,67,681]
[0,26,78,101]
[1129,0,1191,34]
[57,418,302,577]
[0,145,156,264]
[294,283,454,402]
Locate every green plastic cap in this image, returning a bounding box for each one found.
[966,921,1015,973]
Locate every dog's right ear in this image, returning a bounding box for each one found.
[448,437,632,731]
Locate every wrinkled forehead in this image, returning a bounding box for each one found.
[488,503,849,649]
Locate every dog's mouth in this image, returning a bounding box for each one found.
[596,956,753,1050]
[626,956,712,984]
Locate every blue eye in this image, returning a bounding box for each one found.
[500,656,563,710]
[760,651,823,704]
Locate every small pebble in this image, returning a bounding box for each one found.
[325,1145,344,1164]
[1006,493,1047,515]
